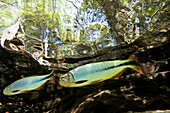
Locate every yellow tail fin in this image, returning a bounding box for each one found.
[50,67,55,83]
[128,55,146,75]
[50,76,55,83]
[128,55,138,61]
[132,66,146,75]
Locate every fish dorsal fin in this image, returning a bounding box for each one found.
[21,75,24,78]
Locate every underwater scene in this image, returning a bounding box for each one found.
[0,0,170,112]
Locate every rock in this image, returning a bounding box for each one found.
[1,37,170,113]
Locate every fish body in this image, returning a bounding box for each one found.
[3,69,55,95]
[59,56,145,87]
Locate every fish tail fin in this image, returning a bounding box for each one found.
[128,55,138,61]
[36,67,55,90]
[128,55,146,75]
[131,66,146,75]
[49,66,55,75]
[50,75,55,83]
[49,67,55,83]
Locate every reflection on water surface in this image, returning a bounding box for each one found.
[0,0,169,66]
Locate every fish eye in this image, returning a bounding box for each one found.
[61,76,66,82]
[68,73,72,76]
[6,86,11,91]
[60,72,74,83]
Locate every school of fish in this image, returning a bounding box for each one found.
[3,55,146,95]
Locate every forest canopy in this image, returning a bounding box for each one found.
[0,0,169,61]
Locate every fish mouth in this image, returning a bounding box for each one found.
[60,84,70,87]
[3,90,9,95]
[59,81,70,87]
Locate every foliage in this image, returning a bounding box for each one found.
[0,0,169,60]
[97,0,169,44]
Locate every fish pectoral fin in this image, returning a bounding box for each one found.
[75,80,88,84]
[12,90,31,94]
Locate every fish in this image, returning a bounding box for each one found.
[59,56,146,87]
[3,68,55,95]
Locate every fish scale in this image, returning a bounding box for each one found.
[71,60,129,81]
